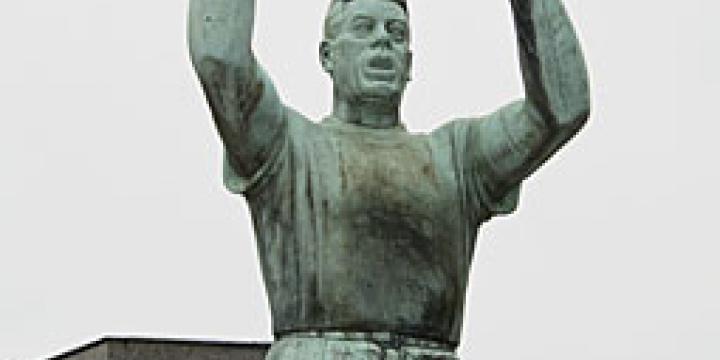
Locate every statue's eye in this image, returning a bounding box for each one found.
[387,22,407,42]
[351,18,374,36]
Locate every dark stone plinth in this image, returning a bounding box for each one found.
[49,337,270,360]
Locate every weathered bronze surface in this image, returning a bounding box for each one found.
[188,0,590,358]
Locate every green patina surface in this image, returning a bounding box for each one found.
[188,0,590,357]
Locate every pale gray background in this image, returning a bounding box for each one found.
[1,0,718,359]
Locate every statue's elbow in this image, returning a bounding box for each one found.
[557,96,590,134]
[573,104,591,131]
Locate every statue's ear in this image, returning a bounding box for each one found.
[320,41,333,75]
[405,50,413,82]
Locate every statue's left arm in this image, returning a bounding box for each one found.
[465,0,590,204]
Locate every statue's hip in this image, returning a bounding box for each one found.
[266,331,458,360]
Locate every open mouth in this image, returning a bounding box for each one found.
[365,55,397,80]
[367,55,395,71]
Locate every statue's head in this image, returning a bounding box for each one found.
[320,0,412,105]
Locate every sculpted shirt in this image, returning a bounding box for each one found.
[224,107,521,346]
[193,0,590,348]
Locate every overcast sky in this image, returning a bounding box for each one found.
[1,1,719,359]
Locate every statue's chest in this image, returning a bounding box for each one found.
[306,129,462,321]
[332,132,445,218]
[314,129,461,256]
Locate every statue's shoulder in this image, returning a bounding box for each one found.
[281,106,322,135]
[283,106,311,125]
[427,117,475,141]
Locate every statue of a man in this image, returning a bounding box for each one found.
[188,0,589,359]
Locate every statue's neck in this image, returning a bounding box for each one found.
[332,96,401,129]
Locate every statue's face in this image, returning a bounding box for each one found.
[322,0,411,103]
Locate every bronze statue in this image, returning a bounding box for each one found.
[188,0,590,359]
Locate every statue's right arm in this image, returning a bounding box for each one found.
[188,0,286,180]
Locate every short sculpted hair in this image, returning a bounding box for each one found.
[323,0,409,41]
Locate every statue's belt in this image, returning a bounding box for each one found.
[278,330,456,352]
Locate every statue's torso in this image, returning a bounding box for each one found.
[236,113,495,346]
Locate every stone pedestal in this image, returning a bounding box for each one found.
[49,337,270,360]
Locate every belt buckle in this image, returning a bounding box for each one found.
[377,333,403,360]
[374,332,402,350]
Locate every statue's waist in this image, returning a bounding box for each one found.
[269,331,457,360]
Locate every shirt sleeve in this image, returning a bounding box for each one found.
[222,104,290,195]
[445,114,523,223]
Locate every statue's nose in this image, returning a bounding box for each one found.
[372,27,392,48]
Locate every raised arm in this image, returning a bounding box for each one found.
[465,0,590,204]
[188,0,286,181]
